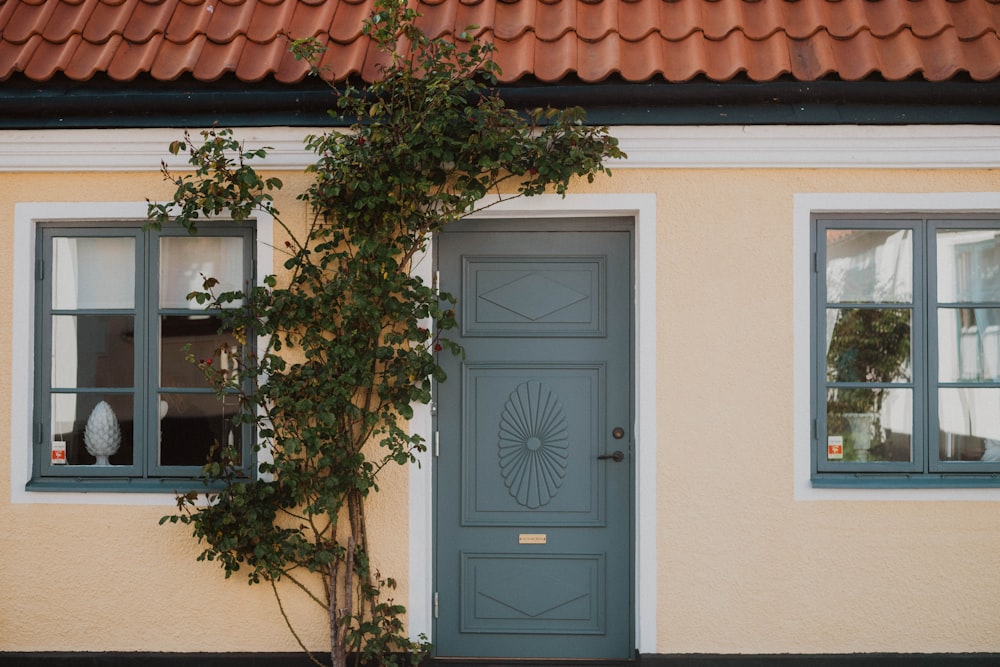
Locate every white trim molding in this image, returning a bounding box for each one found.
[794,192,1000,501]
[3,125,1000,172]
[615,125,1000,169]
[408,193,659,654]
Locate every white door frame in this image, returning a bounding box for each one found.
[409,193,658,654]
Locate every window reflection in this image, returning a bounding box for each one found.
[160,315,239,388]
[936,230,1000,464]
[939,388,1000,462]
[160,236,244,308]
[52,237,135,309]
[158,393,242,467]
[52,315,134,388]
[826,228,912,304]
[938,229,1000,303]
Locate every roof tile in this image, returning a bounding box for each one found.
[2,0,60,44]
[64,32,121,77]
[273,34,311,81]
[40,0,101,44]
[22,32,81,78]
[326,0,371,43]
[123,0,176,43]
[206,0,257,43]
[3,0,1000,84]
[309,34,360,79]
[81,0,137,43]
[960,29,1000,79]
[577,0,619,42]
[246,0,298,42]
[491,34,533,81]
[533,0,576,42]
[234,33,285,79]
[616,33,664,81]
[0,33,42,73]
[0,2,22,31]
[146,32,197,79]
[451,0,499,41]
[414,0,459,39]
[193,34,244,78]
[164,0,212,42]
[490,0,531,41]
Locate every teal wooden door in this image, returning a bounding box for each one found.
[434,219,634,660]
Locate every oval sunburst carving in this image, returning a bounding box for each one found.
[498,381,569,509]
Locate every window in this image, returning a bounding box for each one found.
[31,221,254,491]
[813,216,1000,486]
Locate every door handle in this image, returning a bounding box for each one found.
[597,451,625,463]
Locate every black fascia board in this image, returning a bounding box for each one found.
[0,73,999,129]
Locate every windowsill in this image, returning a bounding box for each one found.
[26,476,227,494]
[812,473,1000,489]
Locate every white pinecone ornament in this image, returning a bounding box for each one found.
[84,401,121,465]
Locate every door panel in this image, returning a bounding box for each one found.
[435,219,633,660]
[462,553,604,634]
[464,365,603,525]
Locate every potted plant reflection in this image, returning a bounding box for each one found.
[825,228,912,463]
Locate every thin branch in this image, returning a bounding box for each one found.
[271,579,328,667]
[281,571,329,610]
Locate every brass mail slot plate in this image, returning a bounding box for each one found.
[518,533,547,545]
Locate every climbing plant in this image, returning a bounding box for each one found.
[151,1,623,665]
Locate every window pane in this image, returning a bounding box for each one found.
[160,315,240,388]
[51,315,134,388]
[160,236,245,308]
[826,388,912,462]
[939,388,1000,462]
[826,308,911,383]
[159,392,242,467]
[52,237,135,309]
[937,229,1000,302]
[51,393,134,466]
[826,229,912,303]
[938,308,1000,382]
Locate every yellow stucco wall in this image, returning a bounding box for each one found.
[2,165,1000,654]
[624,168,1000,655]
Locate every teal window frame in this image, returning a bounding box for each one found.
[812,215,1000,488]
[30,221,255,492]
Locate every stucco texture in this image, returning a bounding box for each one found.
[0,171,409,652]
[625,167,1000,655]
[3,166,1000,654]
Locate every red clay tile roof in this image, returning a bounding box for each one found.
[2,0,1000,85]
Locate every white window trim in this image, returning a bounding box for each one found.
[794,192,1000,501]
[10,201,274,505]
[406,193,659,653]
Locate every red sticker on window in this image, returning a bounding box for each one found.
[827,436,844,460]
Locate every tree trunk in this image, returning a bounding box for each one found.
[329,555,347,667]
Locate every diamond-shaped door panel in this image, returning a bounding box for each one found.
[463,257,605,337]
[480,273,588,321]
[462,553,604,634]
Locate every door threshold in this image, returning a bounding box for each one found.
[429,658,636,667]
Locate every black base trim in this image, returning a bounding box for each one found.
[430,659,634,666]
[0,655,328,667]
[640,656,1000,667]
[4,655,1000,667]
